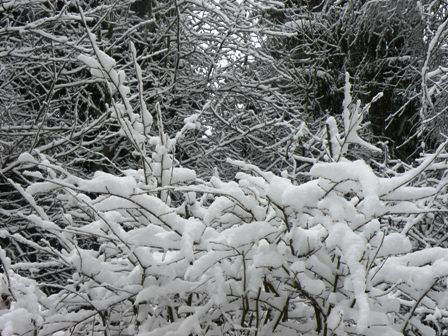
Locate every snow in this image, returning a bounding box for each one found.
[327,222,370,332]
[376,232,411,257]
[77,54,100,71]
[325,73,382,159]
[287,224,326,256]
[26,180,59,195]
[26,214,59,231]
[95,50,116,73]
[253,239,284,268]
[185,250,233,281]
[0,272,44,335]
[372,247,448,291]
[136,278,197,304]
[170,168,196,184]
[325,116,342,159]
[17,152,37,163]
[0,308,37,336]
[281,179,323,214]
[311,160,383,217]
[5,17,448,336]
[7,130,448,336]
[77,171,137,196]
[67,249,117,285]
[282,18,318,31]
[211,221,277,247]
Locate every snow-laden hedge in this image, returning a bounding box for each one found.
[1,38,448,336]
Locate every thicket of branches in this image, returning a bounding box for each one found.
[1,0,448,335]
[263,0,448,160]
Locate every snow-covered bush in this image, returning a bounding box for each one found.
[2,41,448,336]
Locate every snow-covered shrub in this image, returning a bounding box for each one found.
[2,40,448,336]
[0,250,45,336]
